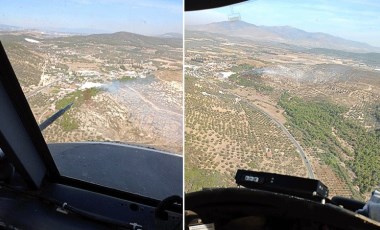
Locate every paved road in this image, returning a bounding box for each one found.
[211,80,315,179]
[26,76,68,99]
[242,99,315,179]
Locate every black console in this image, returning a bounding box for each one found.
[235,169,329,200]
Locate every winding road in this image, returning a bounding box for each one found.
[211,81,315,179]
[243,100,315,179]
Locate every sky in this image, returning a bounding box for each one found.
[186,0,380,47]
[0,0,183,35]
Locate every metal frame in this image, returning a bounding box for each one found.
[0,42,59,188]
[0,42,181,210]
[185,0,247,11]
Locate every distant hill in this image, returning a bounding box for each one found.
[187,21,380,53]
[53,31,182,48]
[0,24,182,48]
[0,24,21,31]
[308,48,380,67]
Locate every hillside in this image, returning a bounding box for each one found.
[185,30,380,200]
[0,30,183,154]
[187,21,380,53]
[53,31,182,48]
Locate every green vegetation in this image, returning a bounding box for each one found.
[59,113,79,132]
[229,64,273,93]
[279,93,380,195]
[55,88,102,131]
[229,73,274,93]
[374,104,380,122]
[231,64,254,72]
[185,166,229,192]
[55,88,102,109]
[119,75,135,81]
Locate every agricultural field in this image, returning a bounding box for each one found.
[185,31,380,200]
[186,77,307,192]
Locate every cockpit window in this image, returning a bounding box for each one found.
[185,0,380,201]
[0,0,183,154]
[0,0,183,198]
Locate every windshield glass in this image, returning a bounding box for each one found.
[0,1,183,154]
[0,0,183,197]
[185,0,380,201]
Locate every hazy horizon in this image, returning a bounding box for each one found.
[185,0,380,47]
[185,20,380,49]
[0,23,183,37]
[0,0,182,36]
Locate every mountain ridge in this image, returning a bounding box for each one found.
[57,31,182,48]
[0,23,182,40]
[187,21,380,53]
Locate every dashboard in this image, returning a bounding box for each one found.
[185,188,380,230]
[0,182,182,230]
